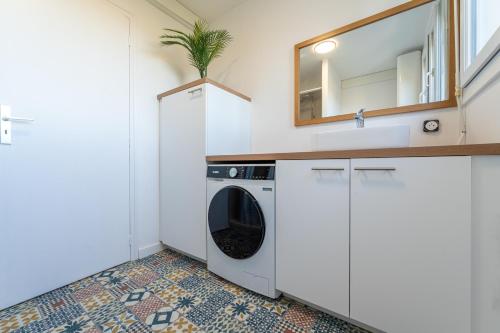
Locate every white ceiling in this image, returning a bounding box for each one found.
[300,1,435,81]
[177,0,247,22]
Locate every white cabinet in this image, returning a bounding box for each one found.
[275,156,471,332]
[276,160,350,317]
[350,157,471,333]
[159,81,250,260]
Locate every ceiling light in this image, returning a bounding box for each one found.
[314,40,337,54]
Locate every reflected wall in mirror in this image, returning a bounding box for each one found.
[295,0,456,126]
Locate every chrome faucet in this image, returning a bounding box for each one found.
[354,108,365,128]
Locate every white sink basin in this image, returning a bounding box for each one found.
[313,125,410,151]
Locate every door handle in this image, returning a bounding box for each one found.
[0,106,34,145]
[2,116,35,122]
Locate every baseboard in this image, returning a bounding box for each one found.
[161,242,207,263]
[281,292,383,333]
[138,242,166,259]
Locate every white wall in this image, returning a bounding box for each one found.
[464,54,500,144]
[341,69,397,114]
[208,0,461,153]
[108,0,191,259]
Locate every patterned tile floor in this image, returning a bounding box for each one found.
[0,249,371,333]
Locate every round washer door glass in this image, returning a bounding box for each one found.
[208,186,265,259]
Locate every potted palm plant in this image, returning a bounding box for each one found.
[160,20,232,78]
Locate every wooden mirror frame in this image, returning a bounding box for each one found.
[294,0,457,126]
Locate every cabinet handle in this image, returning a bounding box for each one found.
[311,167,345,171]
[354,167,396,171]
[188,88,202,94]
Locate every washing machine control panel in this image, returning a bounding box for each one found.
[207,165,275,180]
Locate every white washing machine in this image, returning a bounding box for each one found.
[206,164,280,299]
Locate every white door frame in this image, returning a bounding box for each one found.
[106,0,136,261]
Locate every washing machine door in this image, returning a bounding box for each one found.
[208,186,265,260]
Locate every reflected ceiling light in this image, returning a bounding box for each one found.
[314,40,337,54]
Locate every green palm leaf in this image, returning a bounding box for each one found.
[160,19,232,78]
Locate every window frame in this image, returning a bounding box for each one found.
[460,0,500,87]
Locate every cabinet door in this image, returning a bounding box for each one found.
[159,84,207,260]
[205,83,251,155]
[276,160,350,317]
[350,157,471,333]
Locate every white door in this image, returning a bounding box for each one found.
[159,84,207,260]
[276,160,350,317]
[350,157,471,333]
[0,0,131,309]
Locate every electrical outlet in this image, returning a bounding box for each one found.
[423,119,439,132]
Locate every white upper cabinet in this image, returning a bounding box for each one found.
[350,157,471,333]
[159,82,251,260]
[276,159,350,317]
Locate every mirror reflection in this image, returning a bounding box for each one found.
[298,0,449,121]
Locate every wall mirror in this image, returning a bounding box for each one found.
[295,0,456,126]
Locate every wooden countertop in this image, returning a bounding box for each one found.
[206,143,500,162]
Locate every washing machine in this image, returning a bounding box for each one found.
[206,164,280,299]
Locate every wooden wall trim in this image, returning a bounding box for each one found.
[157,78,251,102]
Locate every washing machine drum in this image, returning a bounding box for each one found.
[208,186,265,260]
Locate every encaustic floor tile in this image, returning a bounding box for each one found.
[1,249,372,333]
